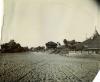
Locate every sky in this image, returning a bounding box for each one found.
[1,0,100,47]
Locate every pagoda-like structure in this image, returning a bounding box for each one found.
[76,28,100,54]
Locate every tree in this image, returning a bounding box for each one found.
[63,39,68,47]
[34,46,45,52]
[45,41,57,49]
[1,40,29,53]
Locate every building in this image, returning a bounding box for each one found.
[76,28,100,54]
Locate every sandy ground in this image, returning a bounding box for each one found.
[0,52,100,82]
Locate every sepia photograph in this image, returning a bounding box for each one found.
[0,0,100,82]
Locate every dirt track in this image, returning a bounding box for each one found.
[0,52,99,82]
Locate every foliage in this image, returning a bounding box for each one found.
[1,40,29,53]
[45,41,57,49]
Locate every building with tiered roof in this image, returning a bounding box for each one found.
[76,28,100,53]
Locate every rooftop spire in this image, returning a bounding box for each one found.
[93,26,99,39]
[95,27,99,35]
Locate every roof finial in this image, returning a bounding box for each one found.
[93,26,99,39]
[95,26,99,34]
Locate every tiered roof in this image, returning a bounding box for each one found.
[77,28,100,50]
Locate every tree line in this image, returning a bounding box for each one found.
[0,39,81,53]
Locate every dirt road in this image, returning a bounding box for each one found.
[0,52,99,82]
